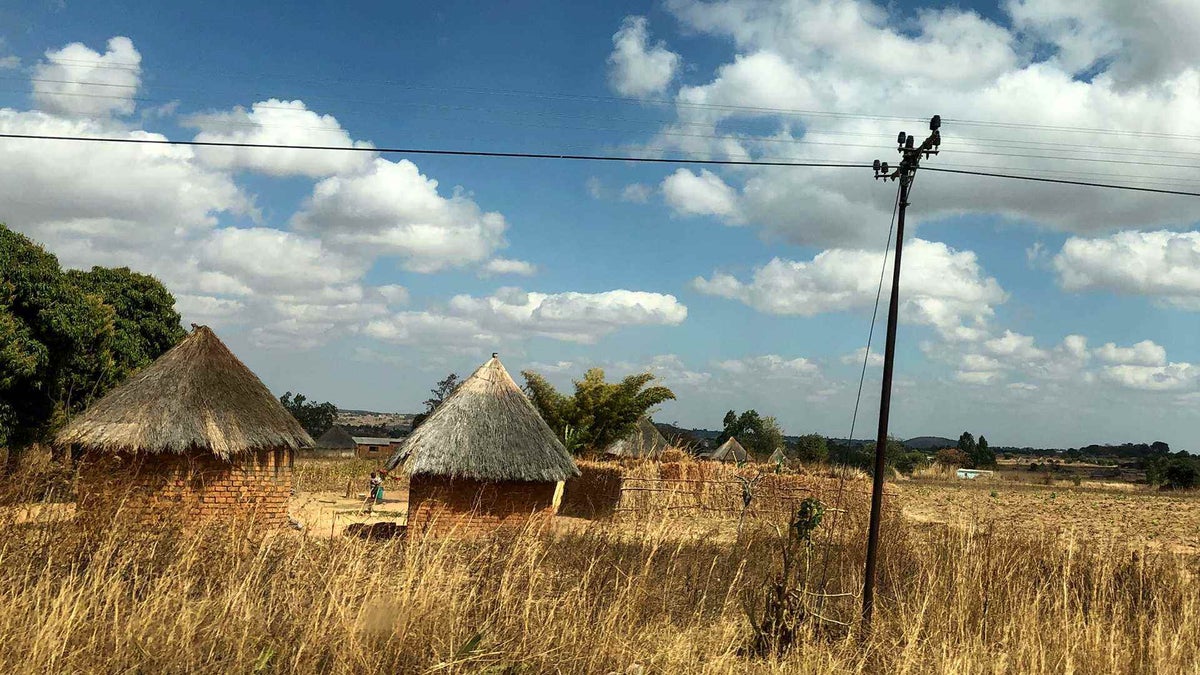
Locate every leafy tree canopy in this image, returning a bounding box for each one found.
[280,392,339,439]
[522,368,675,454]
[791,434,828,463]
[719,409,785,458]
[0,225,184,470]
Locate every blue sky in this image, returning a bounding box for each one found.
[3,0,1200,449]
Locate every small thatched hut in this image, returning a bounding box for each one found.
[768,447,787,465]
[707,437,748,463]
[57,325,313,526]
[308,426,357,458]
[385,353,578,536]
[604,417,670,460]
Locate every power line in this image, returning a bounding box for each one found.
[1,132,1199,197]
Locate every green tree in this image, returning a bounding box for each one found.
[279,392,339,439]
[718,410,785,459]
[0,225,184,473]
[792,433,828,463]
[423,373,459,413]
[522,368,675,454]
[972,435,997,468]
[957,431,977,459]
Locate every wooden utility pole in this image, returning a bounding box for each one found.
[860,115,942,631]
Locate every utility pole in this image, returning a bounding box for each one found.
[860,115,942,632]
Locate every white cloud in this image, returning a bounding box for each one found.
[0,110,249,254]
[620,183,653,203]
[694,239,1006,338]
[1099,362,1198,392]
[715,354,819,379]
[841,347,884,367]
[364,311,498,347]
[630,1,1200,247]
[1007,0,1200,87]
[33,36,140,116]
[0,56,19,70]
[1054,231,1200,310]
[607,16,681,97]
[1094,340,1166,367]
[661,169,741,219]
[446,287,688,344]
[377,285,410,307]
[292,157,508,272]
[196,227,363,294]
[481,258,537,277]
[187,99,375,177]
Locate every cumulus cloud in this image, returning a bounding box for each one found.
[841,347,884,367]
[715,354,820,379]
[1094,340,1167,367]
[33,36,140,116]
[446,287,688,343]
[1007,0,1200,87]
[620,183,653,203]
[292,157,508,272]
[187,99,375,177]
[694,239,1006,338]
[661,169,741,219]
[1100,363,1198,392]
[480,258,537,277]
[1054,231,1200,310]
[607,16,681,97]
[638,1,1200,246]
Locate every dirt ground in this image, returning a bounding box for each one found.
[898,478,1200,554]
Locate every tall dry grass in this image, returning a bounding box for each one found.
[0,464,1198,673]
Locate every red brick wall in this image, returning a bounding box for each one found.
[406,475,556,537]
[77,448,293,527]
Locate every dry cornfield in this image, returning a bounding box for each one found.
[2,461,1199,674]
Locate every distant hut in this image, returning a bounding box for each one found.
[57,325,313,527]
[353,436,404,459]
[308,426,356,458]
[707,437,748,463]
[767,447,787,466]
[386,353,579,537]
[604,417,670,460]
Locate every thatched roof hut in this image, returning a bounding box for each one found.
[768,447,787,465]
[604,417,670,460]
[58,325,311,526]
[315,426,356,451]
[388,354,578,537]
[707,437,748,463]
[58,325,313,456]
[386,354,578,481]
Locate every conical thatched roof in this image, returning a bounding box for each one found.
[708,437,748,463]
[57,325,313,458]
[315,426,356,449]
[768,447,787,464]
[385,355,579,482]
[605,417,670,459]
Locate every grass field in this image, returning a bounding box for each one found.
[1,457,1198,673]
[899,477,1200,554]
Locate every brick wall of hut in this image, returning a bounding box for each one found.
[406,475,557,537]
[355,442,400,460]
[77,448,293,527]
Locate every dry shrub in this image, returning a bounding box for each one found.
[658,447,689,464]
[559,461,624,519]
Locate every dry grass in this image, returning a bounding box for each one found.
[1,459,1199,673]
[900,479,1200,554]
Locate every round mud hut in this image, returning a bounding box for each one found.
[57,325,313,527]
[310,426,357,458]
[604,416,670,460]
[708,437,748,463]
[385,354,579,537]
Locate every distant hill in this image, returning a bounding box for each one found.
[904,436,957,450]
